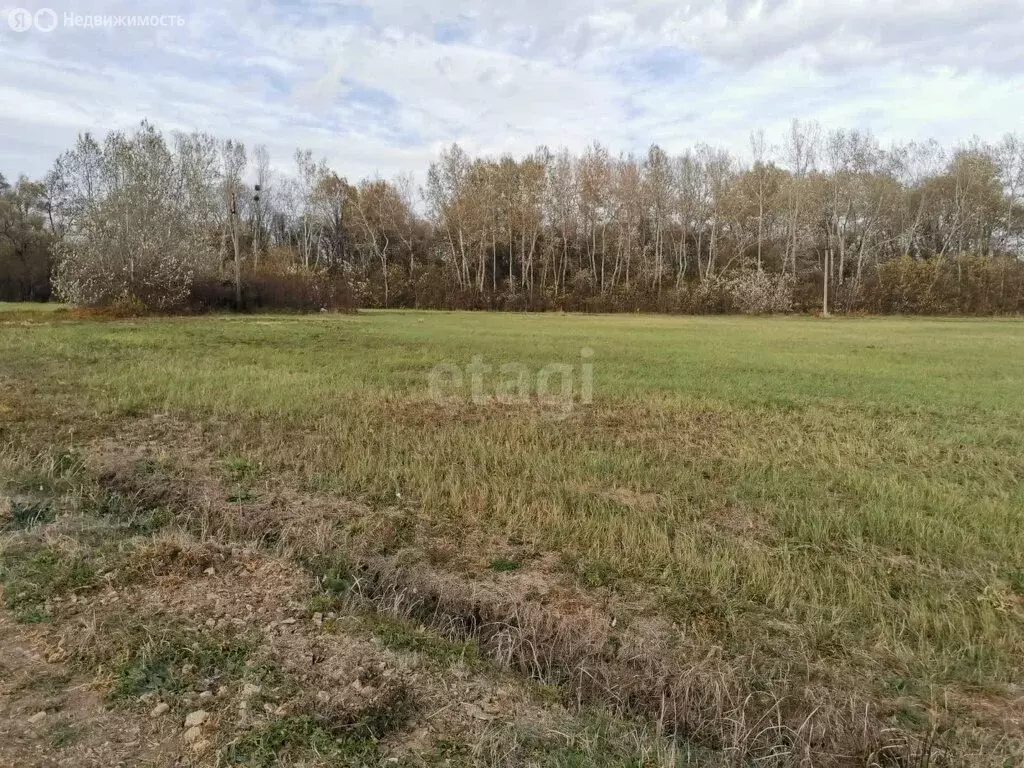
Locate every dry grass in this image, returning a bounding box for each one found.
[0,441,704,767]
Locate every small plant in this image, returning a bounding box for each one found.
[224,714,375,767]
[303,552,356,601]
[478,714,708,767]
[48,722,81,749]
[368,614,478,668]
[2,498,56,530]
[578,559,617,589]
[50,448,84,479]
[221,456,265,483]
[107,620,252,702]
[79,488,173,536]
[6,447,83,498]
[223,688,416,767]
[429,739,471,762]
[0,544,98,622]
[226,488,257,503]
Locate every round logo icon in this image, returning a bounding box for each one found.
[7,7,33,31]
[34,8,58,32]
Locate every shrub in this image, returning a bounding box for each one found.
[721,271,796,314]
[51,125,218,311]
[856,255,1024,314]
[188,270,356,312]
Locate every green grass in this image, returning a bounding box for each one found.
[105,619,253,703]
[223,714,378,767]
[476,715,716,767]
[489,557,521,572]
[0,543,99,622]
[47,722,82,749]
[366,613,480,667]
[223,687,417,767]
[1,310,1023,735]
[2,498,56,530]
[0,301,65,313]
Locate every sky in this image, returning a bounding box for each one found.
[1,0,1022,182]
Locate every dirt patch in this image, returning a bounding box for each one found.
[0,614,180,767]
[36,531,619,767]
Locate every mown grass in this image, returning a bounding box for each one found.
[1,310,1023,740]
[0,302,70,325]
[0,302,65,313]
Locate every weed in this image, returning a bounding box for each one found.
[47,722,81,749]
[224,688,416,767]
[478,714,710,767]
[223,714,376,767]
[4,446,83,498]
[367,614,479,668]
[577,559,617,589]
[307,593,338,616]
[79,488,173,535]
[1009,570,1024,596]
[106,620,253,703]
[304,552,357,602]
[222,456,266,483]
[2,498,56,530]
[226,488,257,503]
[0,543,98,622]
[427,739,471,764]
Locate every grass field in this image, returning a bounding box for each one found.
[0,301,65,312]
[1,308,1023,765]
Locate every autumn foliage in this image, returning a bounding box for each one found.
[4,121,1024,314]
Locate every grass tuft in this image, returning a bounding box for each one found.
[0,543,98,622]
[223,686,417,767]
[106,619,253,703]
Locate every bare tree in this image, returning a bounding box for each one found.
[996,133,1024,255]
[782,119,820,277]
[220,140,247,306]
[51,122,217,308]
[251,144,272,267]
[749,129,772,273]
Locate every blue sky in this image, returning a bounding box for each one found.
[1,0,1022,181]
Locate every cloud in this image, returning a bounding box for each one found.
[1,0,1022,181]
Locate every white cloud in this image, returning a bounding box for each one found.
[1,0,1022,181]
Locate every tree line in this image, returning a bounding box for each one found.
[3,120,1023,314]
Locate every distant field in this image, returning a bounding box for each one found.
[1,309,1022,765]
[0,301,64,312]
